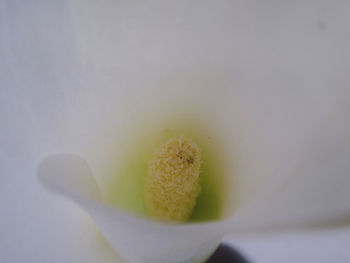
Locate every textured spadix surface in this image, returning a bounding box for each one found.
[145,137,201,222]
[1,0,350,263]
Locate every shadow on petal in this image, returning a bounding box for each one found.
[205,244,250,263]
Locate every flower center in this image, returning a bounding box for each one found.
[145,136,201,222]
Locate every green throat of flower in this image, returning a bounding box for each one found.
[145,136,201,222]
[103,121,225,223]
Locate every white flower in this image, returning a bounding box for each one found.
[1,1,350,263]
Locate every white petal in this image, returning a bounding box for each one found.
[2,0,350,262]
[38,154,227,263]
[0,94,123,262]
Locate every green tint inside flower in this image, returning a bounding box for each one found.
[103,119,227,222]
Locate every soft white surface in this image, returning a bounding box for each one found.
[37,154,224,263]
[1,1,350,262]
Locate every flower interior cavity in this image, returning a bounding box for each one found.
[103,121,224,223]
[145,136,201,222]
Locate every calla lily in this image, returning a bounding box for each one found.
[1,1,350,263]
